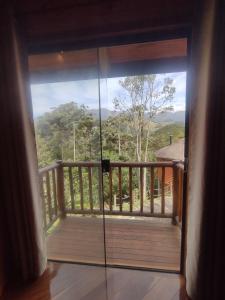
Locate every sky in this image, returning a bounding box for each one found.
[31,72,186,118]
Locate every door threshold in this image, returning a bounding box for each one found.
[47,259,180,274]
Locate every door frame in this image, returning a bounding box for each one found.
[28,29,192,275]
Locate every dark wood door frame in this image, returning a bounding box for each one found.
[27,28,192,275]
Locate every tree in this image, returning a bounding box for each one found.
[35,102,97,166]
[35,133,53,168]
[113,75,176,162]
[113,74,176,198]
[102,113,133,161]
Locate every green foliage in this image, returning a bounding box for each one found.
[35,134,53,167]
[35,76,184,168]
[35,102,101,166]
[35,75,185,213]
[149,123,185,160]
[112,74,176,162]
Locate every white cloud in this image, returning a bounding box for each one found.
[31,80,99,117]
[31,72,186,117]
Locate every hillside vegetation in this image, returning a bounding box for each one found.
[35,75,185,167]
[35,102,185,167]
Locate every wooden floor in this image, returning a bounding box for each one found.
[3,262,189,300]
[47,216,181,271]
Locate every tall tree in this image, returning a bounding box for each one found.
[113,74,176,198]
[113,75,176,162]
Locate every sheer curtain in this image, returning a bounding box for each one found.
[0,4,46,284]
[186,0,225,298]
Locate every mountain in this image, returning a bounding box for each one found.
[88,108,185,124]
[153,111,185,124]
[89,108,118,120]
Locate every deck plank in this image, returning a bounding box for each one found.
[47,216,181,271]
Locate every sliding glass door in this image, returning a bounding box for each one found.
[99,40,186,271]
[30,47,106,265]
[30,38,186,272]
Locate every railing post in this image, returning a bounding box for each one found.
[172,160,179,225]
[56,160,65,218]
[39,176,47,230]
[178,169,183,223]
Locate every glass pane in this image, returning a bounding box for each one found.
[99,39,187,271]
[29,48,106,265]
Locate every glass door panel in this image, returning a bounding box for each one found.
[29,38,186,272]
[99,39,186,271]
[29,47,106,265]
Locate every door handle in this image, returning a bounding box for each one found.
[102,159,110,173]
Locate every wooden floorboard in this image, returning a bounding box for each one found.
[47,216,181,271]
[3,262,189,300]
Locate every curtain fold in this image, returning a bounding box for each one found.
[186,0,225,298]
[0,4,46,284]
[0,227,4,295]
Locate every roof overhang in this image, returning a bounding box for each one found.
[29,38,187,83]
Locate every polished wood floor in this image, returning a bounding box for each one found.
[47,216,181,271]
[3,262,189,300]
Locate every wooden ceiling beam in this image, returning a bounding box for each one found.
[29,39,187,71]
[14,0,194,50]
[29,38,187,83]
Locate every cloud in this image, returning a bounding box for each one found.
[31,80,99,117]
[31,72,187,117]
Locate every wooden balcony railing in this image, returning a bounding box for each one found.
[39,160,184,231]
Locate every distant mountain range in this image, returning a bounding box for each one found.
[89,108,118,120]
[153,111,185,124]
[88,108,185,124]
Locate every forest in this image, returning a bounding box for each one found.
[35,74,185,214]
[35,74,185,168]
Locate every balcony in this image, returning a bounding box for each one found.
[39,161,184,271]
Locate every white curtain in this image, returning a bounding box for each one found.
[0,4,46,283]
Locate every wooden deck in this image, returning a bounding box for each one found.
[47,216,181,271]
